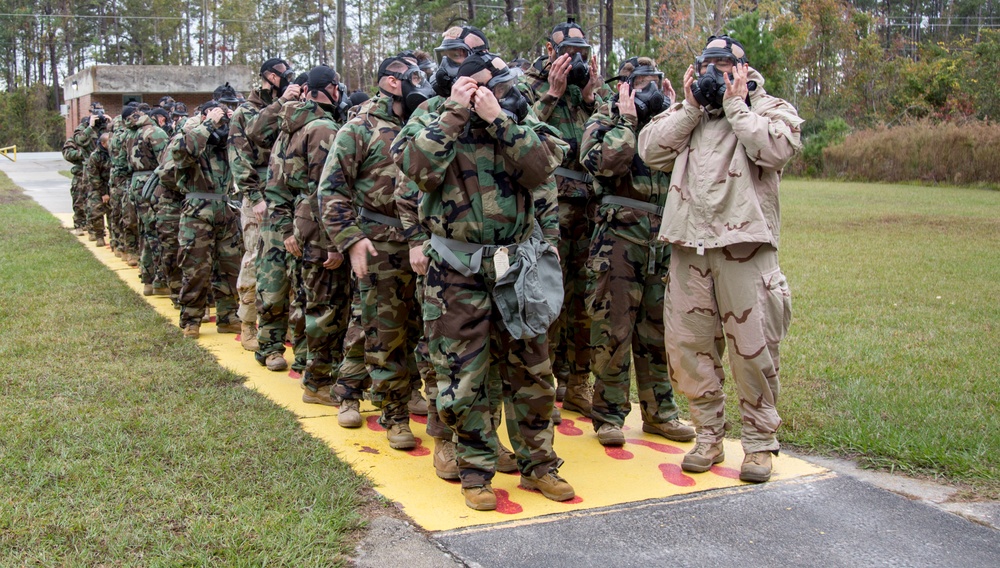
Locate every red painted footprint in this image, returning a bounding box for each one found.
[556,418,583,436]
[288,370,302,380]
[659,463,696,487]
[411,414,428,425]
[359,446,380,455]
[604,446,634,460]
[494,489,523,514]
[406,437,431,457]
[628,438,685,454]
[576,416,593,424]
[235,334,242,342]
[365,416,385,432]
[710,465,741,479]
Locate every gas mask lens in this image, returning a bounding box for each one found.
[557,44,591,60]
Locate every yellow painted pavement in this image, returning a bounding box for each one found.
[60,212,826,532]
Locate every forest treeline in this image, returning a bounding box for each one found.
[3,0,1000,184]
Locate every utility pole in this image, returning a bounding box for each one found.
[336,0,346,77]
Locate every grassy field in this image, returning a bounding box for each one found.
[1,171,997,562]
[0,173,374,564]
[777,179,1000,497]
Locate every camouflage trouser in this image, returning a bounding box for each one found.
[416,274,450,440]
[425,254,561,488]
[334,284,369,400]
[300,259,351,391]
[255,223,306,368]
[70,174,88,230]
[177,198,242,329]
[154,195,183,300]
[586,223,679,429]
[86,190,109,239]
[108,178,126,251]
[356,240,422,425]
[121,190,139,256]
[236,197,260,324]
[137,195,164,285]
[665,243,791,454]
[549,197,593,385]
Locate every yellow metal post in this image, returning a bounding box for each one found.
[0,145,16,162]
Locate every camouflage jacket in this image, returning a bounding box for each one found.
[319,95,406,254]
[394,96,562,248]
[61,123,90,175]
[580,102,672,246]
[170,115,232,196]
[391,98,566,254]
[109,118,134,188]
[84,146,112,198]
[229,88,275,204]
[519,57,602,199]
[264,100,342,263]
[124,115,169,192]
[246,92,286,163]
[637,68,803,250]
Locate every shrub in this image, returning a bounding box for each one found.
[787,117,850,177]
[0,84,66,152]
[823,120,1000,186]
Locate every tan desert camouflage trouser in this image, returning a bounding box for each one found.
[664,242,791,454]
[237,196,260,323]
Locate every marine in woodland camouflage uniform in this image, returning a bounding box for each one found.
[578,57,695,447]
[637,37,802,483]
[392,54,574,511]
[169,98,244,337]
[229,58,294,351]
[320,57,426,444]
[124,107,170,294]
[518,21,606,415]
[248,77,308,372]
[108,110,135,261]
[266,66,350,408]
[84,132,113,247]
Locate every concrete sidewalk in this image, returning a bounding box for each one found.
[7,153,998,568]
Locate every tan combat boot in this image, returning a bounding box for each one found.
[95,237,106,247]
[496,442,518,473]
[265,353,288,372]
[240,321,259,351]
[87,232,97,241]
[739,451,773,483]
[462,485,496,511]
[386,422,416,450]
[114,249,123,258]
[407,389,429,415]
[642,419,696,442]
[338,399,362,429]
[302,385,340,407]
[681,441,725,473]
[151,286,171,296]
[126,254,138,267]
[182,324,200,339]
[142,284,154,296]
[216,321,241,334]
[596,423,626,446]
[520,469,575,501]
[561,375,593,416]
[433,438,459,480]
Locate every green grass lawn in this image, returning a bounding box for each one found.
[777,179,1000,497]
[0,173,373,564]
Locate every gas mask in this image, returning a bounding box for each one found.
[490,77,529,123]
[387,65,435,118]
[433,39,475,98]
[207,122,229,147]
[551,31,592,88]
[691,60,731,110]
[265,65,295,95]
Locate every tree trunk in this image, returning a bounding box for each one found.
[604,0,614,77]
